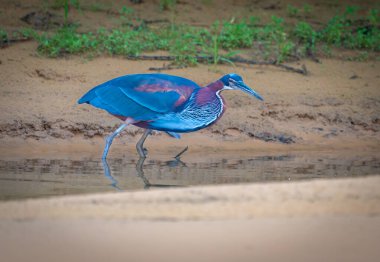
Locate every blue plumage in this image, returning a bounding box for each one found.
[78,74,198,117]
[78,73,263,158]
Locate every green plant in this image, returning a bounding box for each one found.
[287,4,313,18]
[287,4,300,17]
[303,4,312,17]
[218,20,253,49]
[88,3,111,12]
[277,41,295,63]
[50,0,81,26]
[344,5,360,18]
[64,0,69,25]
[0,28,7,43]
[24,6,380,66]
[368,9,379,26]
[201,0,213,5]
[160,0,176,11]
[294,21,317,51]
[348,51,369,61]
[37,27,97,57]
[320,7,380,51]
[119,6,135,26]
[207,23,224,65]
[170,35,198,66]
[211,33,219,65]
[321,15,347,46]
[263,16,286,42]
[98,27,168,56]
[51,0,80,9]
[252,16,296,62]
[248,16,260,26]
[18,28,37,38]
[321,44,332,57]
[347,28,380,50]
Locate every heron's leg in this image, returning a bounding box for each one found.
[136,129,152,158]
[102,123,128,159]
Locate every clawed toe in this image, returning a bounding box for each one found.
[174,146,189,159]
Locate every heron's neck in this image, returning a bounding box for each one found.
[144,80,226,132]
[192,79,226,120]
[195,80,224,105]
[204,80,224,92]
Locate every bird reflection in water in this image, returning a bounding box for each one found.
[101,148,188,190]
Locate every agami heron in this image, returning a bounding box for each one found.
[78,73,263,159]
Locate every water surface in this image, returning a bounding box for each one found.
[0,153,379,200]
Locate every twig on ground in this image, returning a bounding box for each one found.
[128,55,309,75]
[149,64,187,71]
[0,37,31,48]
[228,56,308,75]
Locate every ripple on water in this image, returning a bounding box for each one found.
[0,153,379,200]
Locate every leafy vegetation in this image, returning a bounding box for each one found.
[294,21,317,54]
[0,28,8,43]
[9,4,379,66]
[286,4,313,18]
[218,20,253,49]
[159,0,176,11]
[49,0,80,25]
[286,4,300,18]
[36,27,96,56]
[321,7,380,51]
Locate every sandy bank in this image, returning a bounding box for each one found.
[0,176,379,262]
[1,176,379,220]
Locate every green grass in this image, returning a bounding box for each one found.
[20,6,380,66]
[87,3,111,12]
[0,27,38,45]
[0,28,8,43]
[159,0,176,11]
[287,4,300,17]
[321,8,380,51]
[287,4,313,18]
[218,20,253,49]
[36,27,95,56]
[294,21,317,53]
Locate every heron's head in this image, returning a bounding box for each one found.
[220,73,263,101]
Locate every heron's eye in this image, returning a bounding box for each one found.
[229,79,237,85]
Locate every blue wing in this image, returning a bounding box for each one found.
[78,74,199,121]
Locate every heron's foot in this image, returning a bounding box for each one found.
[166,158,186,167]
[174,146,188,160]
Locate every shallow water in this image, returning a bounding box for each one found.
[0,153,379,201]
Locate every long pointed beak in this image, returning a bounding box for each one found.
[235,81,264,101]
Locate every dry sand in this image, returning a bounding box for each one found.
[1,176,380,262]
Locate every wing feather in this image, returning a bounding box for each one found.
[113,74,197,112]
[93,85,158,120]
[78,74,198,120]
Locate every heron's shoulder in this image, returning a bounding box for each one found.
[111,74,200,90]
[78,74,199,106]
